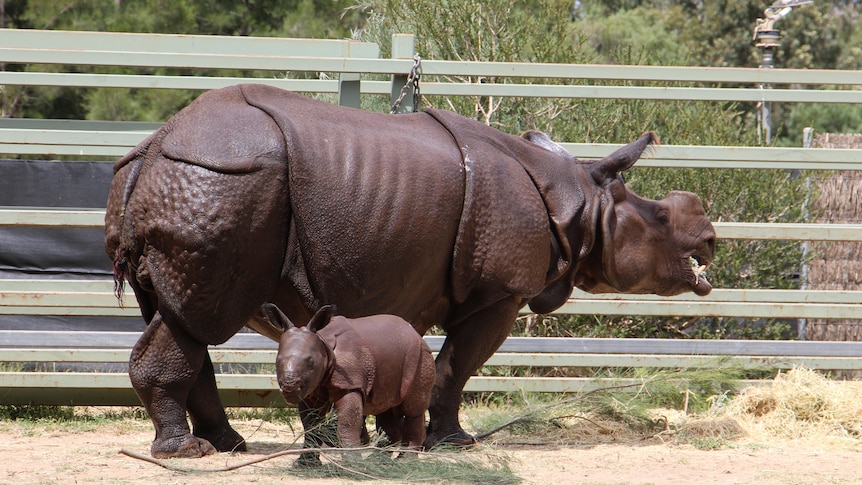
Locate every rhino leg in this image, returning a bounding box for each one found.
[333,392,366,448]
[187,352,246,452]
[425,297,520,448]
[400,413,427,449]
[294,401,332,466]
[394,352,434,448]
[375,409,403,444]
[129,312,224,458]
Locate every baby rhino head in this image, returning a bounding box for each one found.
[260,303,336,405]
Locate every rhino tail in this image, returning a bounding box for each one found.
[112,247,127,305]
[110,129,164,308]
[112,159,146,306]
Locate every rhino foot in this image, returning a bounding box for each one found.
[423,427,478,450]
[293,451,322,468]
[151,435,218,459]
[194,426,247,453]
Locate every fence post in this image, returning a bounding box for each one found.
[390,33,416,114]
[338,73,361,109]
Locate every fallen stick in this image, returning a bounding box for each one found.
[118,445,376,472]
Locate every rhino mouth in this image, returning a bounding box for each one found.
[280,390,304,405]
[278,375,308,404]
[279,382,308,405]
[686,253,713,296]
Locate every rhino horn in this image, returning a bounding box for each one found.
[260,303,296,332]
[591,132,658,184]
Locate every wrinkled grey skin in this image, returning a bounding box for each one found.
[261,303,434,463]
[105,84,716,458]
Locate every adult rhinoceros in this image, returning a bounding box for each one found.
[105,83,715,458]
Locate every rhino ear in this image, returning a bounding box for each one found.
[260,302,295,332]
[590,132,658,183]
[307,305,335,333]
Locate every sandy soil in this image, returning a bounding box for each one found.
[1,412,860,485]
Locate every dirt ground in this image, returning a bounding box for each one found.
[2,410,860,485]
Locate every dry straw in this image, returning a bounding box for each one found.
[720,368,862,447]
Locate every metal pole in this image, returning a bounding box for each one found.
[752,1,813,145]
[758,37,776,145]
[753,22,780,145]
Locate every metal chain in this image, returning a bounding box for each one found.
[390,54,422,114]
[411,54,422,111]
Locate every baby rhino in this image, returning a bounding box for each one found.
[260,303,435,457]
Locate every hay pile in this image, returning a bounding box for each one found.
[467,368,861,451]
[712,368,862,448]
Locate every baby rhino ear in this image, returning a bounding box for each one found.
[260,303,295,332]
[307,305,336,333]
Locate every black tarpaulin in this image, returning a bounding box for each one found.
[0,159,142,330]
[0,159,113,278]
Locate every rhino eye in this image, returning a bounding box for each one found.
[306,356,314,368]
[656,209,670,225]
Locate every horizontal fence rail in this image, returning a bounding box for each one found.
[6,29,862,83]
[5,208,862,243]
[6,279,862,320]
[5,72,861,104]
[0,28,380,113]
[4,28,860,84]
[2,332,860,406]
[5,122,862,169]
[2,29,861,407]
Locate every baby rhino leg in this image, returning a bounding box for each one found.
[375,409,404,445]
[381,405,426,449]
[334,392,366,447]
[400,410,426,449]
[399,351,435,449]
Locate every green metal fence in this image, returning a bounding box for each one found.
[2,331,860,406]
[1,29,860,405]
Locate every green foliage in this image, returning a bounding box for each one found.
[290,447,519,484]
[580,0,861,70]
[356,0,752,144]
[464,364,749,443]
[0,404,149,434]
[687,435,727,450]
[0,404,75,421]
[579,6,691,66]
[575,0,862,146]
[2,0,362,122]
[515,313,795,340]
[226,406,299,424]
[579,1,763,67]
[615,365,745,413]
[356,0,596,131]
[786,102,862,138]
[12,0,361,37]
